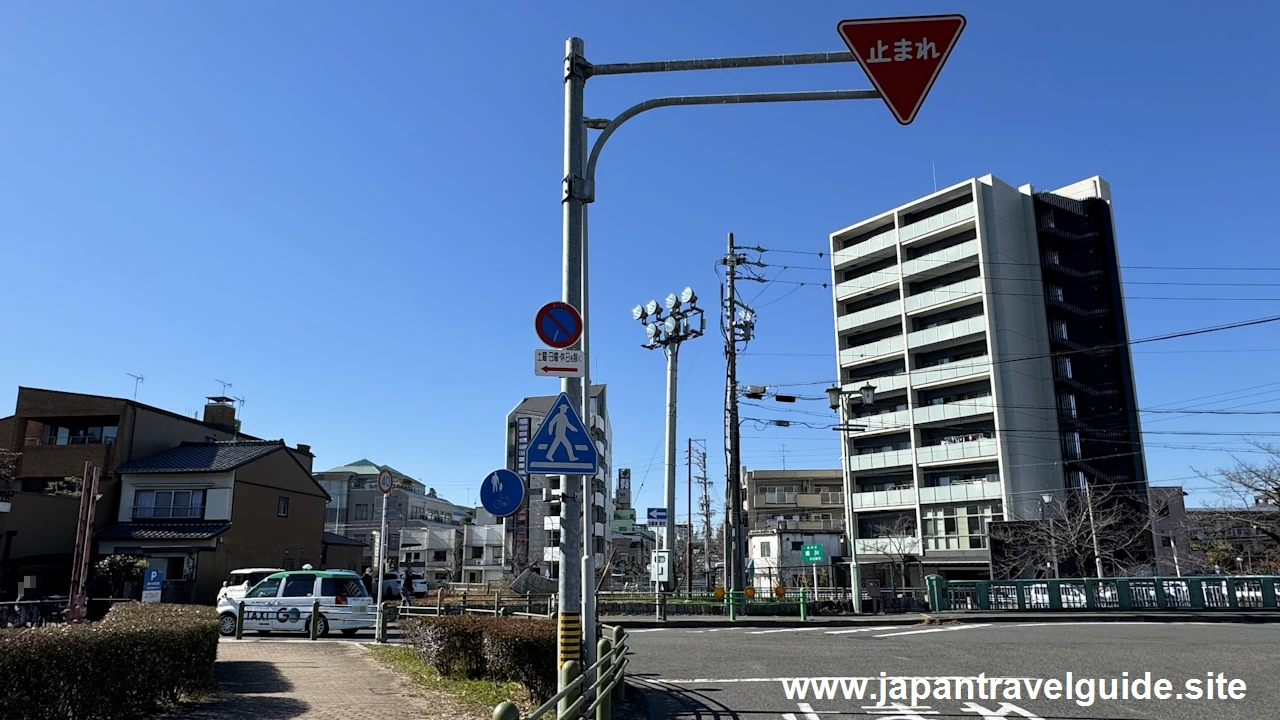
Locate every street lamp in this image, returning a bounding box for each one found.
[1039,494,1058,579]
[827,383,877,614]
[634,289,705,599]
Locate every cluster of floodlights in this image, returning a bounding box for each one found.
[632,287,704,348]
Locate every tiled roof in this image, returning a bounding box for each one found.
[116,440,285,474]
[323,531,366,547]
[94,521,232,541]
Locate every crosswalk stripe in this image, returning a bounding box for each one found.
[825,626,903,634]
[874,623,992,638]
[746,627,827,635]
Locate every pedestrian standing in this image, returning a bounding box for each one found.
[362,567,375,596]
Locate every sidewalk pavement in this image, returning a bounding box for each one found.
[170,640,487,720]
[600,609,1280,629]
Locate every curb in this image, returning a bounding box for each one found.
[601,611,1280,629]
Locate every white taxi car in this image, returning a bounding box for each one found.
[216,567,284,605]
[217,568,374,637]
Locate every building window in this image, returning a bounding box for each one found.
[355,504,370,521]
[1064,432,1082,459]
[278,496,290,517]
[132,489,205,520]
[1161,536,1173,547]
[791,541,803,552]
[409,505,425,520]
[1056,356,1073,379]
[1052,321,1069,341]
[432,551,447,562]
[1048,285,1064,301]
[472,547,484,559]
[42,424,119,446]
[764,486,797,504]
[760,541,771,558]
[1059,394,1077,419]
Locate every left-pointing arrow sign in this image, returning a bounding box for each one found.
[534,349,585,378]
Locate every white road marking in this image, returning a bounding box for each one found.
[747,627,828,635]
[655,674,1035,684]
[874,623,993,638]
[826,626,904,634]
[626,628,667,633]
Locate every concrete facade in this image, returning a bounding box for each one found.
[829,175,1151,581]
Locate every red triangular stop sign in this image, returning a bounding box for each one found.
[837,15,966,125]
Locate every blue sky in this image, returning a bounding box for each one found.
[3,2,1279,519]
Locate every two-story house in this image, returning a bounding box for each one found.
[0,388,274,598]
[95,439,328,603]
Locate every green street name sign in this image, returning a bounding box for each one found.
[801,544,824,563]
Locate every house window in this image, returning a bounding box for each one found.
[1161,536,1173,547]
[132,489,205,519]
[760,541,771,558]
[278,496,290,517]
[355,504,370,521]
[409,505,425,520]
[471,547,484,559]
[765,486,797,504]
[432,551,447,562]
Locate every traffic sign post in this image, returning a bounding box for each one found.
[142,568,164,603]
[802,544,825,591]
[836,15,966,125]
[536,302,583,349]
[376,467,393,643]
[646,507,667,526]
[534,349,585,378]
[480,469,526,518]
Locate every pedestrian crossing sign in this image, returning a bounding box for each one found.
[527,393,599,475]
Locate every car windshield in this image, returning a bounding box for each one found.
[245,577,282,598]
[322,577,368,597]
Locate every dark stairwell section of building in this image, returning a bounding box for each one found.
[1033,190,1153,568]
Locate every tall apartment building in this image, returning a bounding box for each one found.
[829,175,1151,582]
[504,385,612,577]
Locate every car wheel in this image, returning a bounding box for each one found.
[310,614,330,637]
[218,613,237,636]
[340,628,359,637]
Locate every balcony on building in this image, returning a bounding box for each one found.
[842,357,910,397]
[897,196,976,248]
[911,342,991,389]
[918,463,1002,505]
[839,333,905,368]
[849,472,915,510]
[835,256,900,303]
[853,510,920,558]
[18,418,121,480]
[913,380,994,426]
[901,230,979,279]
[848,432,912,471]
[916,421,998,466]
[906,306,987,352]
[849,397,912,436]
[832,220,898,273]
[904,274,984,316]
[836,288,903,336]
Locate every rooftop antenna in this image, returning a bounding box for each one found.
[932,161,937,192]
[215,379,233,396]
[231,395,245,443]
[126,373,144,401]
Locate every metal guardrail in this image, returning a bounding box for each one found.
[492,624,628,720]
[930,575,1280,612]
[397,591,556,620]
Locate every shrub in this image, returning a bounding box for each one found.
[0,602,219,720]
[400,615,488,679]
[482,618,557,703]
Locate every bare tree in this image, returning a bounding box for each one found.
[988,486,1165,579]
[1196,441,1280,548]
[860,516,920,591]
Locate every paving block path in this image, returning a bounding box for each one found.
[171,641,483,720]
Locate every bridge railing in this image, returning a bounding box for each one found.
[927,575,1280,612]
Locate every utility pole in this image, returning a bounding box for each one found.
[686,438,693,595]
[721,233,756,596]
[694,442,712,590]
[633,289,705,595]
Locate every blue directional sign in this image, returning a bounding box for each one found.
[647,507,667,525]
[480,469,526,518]
[527,393,598,475]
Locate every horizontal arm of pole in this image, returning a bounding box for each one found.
[590,51,856,76]
[585,89,879,186]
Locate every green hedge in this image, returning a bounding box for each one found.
[400,615,557,703]
[0,603,219,720]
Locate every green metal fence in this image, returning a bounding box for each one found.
[492,624,629,720]
[927,575,1280,612]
